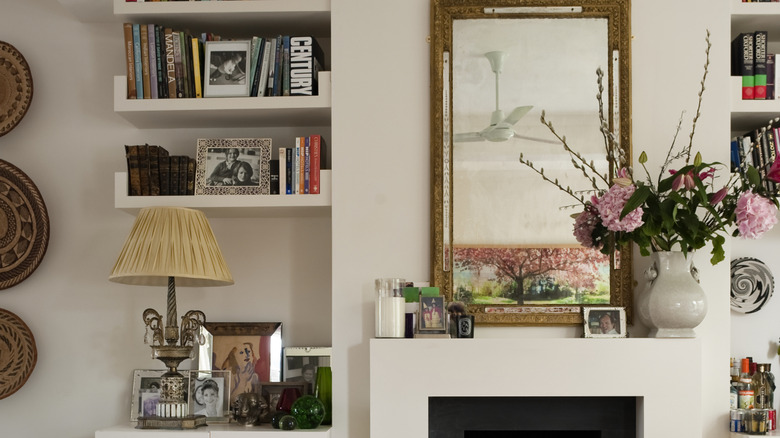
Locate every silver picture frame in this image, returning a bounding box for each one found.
[583,306,627,338]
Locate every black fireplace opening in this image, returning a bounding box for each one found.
[429,396,636,438]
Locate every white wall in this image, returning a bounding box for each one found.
[0,2,331,438]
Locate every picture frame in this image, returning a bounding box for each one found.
[187,370,231,422]
[130,369,167,421]
[583,307,627,338]
[196,322,283,405]
[419,295,447,333]
[195,138,272,196]
[258,381,308,412]
[282,346,332,393]
[203,40,251,97]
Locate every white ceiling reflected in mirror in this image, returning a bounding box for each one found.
[452,17,608,246]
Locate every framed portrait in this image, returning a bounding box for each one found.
[130,369,167,421]
[195,138,272,195]
[187,370,231,422]
[282,346,332,393]
[258,381,308,412]
[196,322,282,405]
[419,295,447,334]
[583,307,627,338]
[203,40,251,97]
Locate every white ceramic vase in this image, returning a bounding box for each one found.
[636,251,707,338]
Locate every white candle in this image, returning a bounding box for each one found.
[376,296,405,337]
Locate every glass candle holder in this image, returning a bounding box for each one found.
[375,278,406,338]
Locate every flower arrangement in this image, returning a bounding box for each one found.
[519,31,780,265]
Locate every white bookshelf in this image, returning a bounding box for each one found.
[114,171,331,218]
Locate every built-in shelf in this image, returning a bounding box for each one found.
[114,171,331,218]
[96,423,331,438]
[730,78,780,133]
[732,2,780,37]
[114,73,331,129]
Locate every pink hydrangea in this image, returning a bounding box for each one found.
[573,204,600,248]
[736,190,779,239]
[596,184,644,232]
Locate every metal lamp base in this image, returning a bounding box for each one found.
[136,415,207,430]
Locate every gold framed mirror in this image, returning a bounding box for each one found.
[431,0,632,326]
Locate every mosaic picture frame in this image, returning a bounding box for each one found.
[195,138,272,195]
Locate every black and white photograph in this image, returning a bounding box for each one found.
[583,307,627,338]
[130,370,166,421]
[195,138,272,195]
[203,40,251,97]
[283,346,331,392]
[188,370,230,422]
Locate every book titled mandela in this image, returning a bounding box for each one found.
[289,36,325,96]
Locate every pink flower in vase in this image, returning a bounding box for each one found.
[573,204,600,248]
[596,183,644,232]
[768,159,780,183]
[736,190,779,239]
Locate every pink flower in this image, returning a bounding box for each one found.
[768,159,780,183]
[596,183,644,232]
[699,167,716,181]
[736,190,779,239]
[710,187,728,205]
[573,204,600,248]
[672,171,695,191]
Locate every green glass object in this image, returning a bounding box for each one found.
[314,366,332,425]
[271,410,287,429]
[290,395,326,429]
[279,415,298,431]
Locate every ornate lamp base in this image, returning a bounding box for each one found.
[136,415,207,430]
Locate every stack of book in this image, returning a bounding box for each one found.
[122,23,325,99]
[732,30,775,100]
[125,144,195,196]
[278,134,327,195]
[731,125,778,194]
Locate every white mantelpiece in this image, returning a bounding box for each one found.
[370,338,702,438]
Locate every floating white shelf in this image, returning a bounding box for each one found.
[114,73,331,129]
[114,170,331,218]
[96,423,332,438]
[730,77,780,134]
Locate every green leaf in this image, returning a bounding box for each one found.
[747,165,761,188]
[621,185,651,218]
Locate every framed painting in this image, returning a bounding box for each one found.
[258,381,308,412]
[196,322,283,405]
[187,370,231,422]
[583,307,626,338]
[282,346,332,393]
[203,40,251,97]
[195,138,272,196]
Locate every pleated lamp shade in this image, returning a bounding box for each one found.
[109,207,233,287]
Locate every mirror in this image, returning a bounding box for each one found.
[431,0,632,326]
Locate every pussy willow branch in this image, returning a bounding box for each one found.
[596,68,629,176]
[539,111,610,188]
[519,153,587,205]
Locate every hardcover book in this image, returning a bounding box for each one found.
[137,144,150,196]
[754,31,768,99]
[270,159,280,195]
[125,145,141,196]
[159,155,171,196]
[732,33,755,100]
[279,147,287,195]
[289,36,325,96]
[147,24,158,99]
[767,53,775,100]
[310,134,325,194]
[191,37,204,98]
[154,25,167,99]
[164,28,177,99]
[123,23,137,99]
[179,155,189,195]
[169,154,180,196]
[132,23,144,99]
[140,24,152,99]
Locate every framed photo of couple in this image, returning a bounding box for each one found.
[583,307,626,338]
[195,138,272,196]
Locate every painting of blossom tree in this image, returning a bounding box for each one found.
[453,246,610,305]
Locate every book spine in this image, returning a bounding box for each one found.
[169,155,180,196]
[270,159,280,195]
[132,24,144,99]
[258,39,272,97]
[172,31,184,98]
[289,36,324,96]
[159,155,170,196]
[279,147,287,195]
[767,53,776,100]
[154,25,167,98]
[148,145,161,195]
[179,32,192,98]
[123,23,137,99]
[310,134,321,194]
[249,36,262,96]
[273,36,283,96]
[138,144,151,196]
[164,28,177,99]
[282,35,291,96]
[304,136,310,194]
[147,24,159,99]
[741,33,755,100]
[285,147,293,194]
[250,37,265,97]
[265,37,277,97]
[125,145,141,196]
[294,137,301,194]
[191,37,203,98]
[755,31,768,100]
[187,157,196,195]
[179,156,189,195]
[140,24,152,99]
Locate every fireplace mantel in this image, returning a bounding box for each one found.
[370,338,702,438]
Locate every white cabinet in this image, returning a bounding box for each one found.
[95,424,331,438]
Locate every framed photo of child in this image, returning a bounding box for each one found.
[187,370,231,422]
[203,40,251,97]
[419,295,447,334]
[195,138,272,195]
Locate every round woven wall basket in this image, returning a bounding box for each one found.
[0,41,33,138]
[0,308,37,399]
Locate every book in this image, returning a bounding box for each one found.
[310,134,324,194]
[732,33,755,100]
[132,24,144,99]
[765,127,777,192]
[140,24,152,99]
[154,25,167,99]
[289,36,325,96]
[754,31,768,99]
[159,155,171,196]
[172,30,184,98]
[282,35,291,96]
[767,53,775,100]
[179,155,189,195]
[148,145,169,196]
[249,36,262,95]
[270,159,280,195]
[125,145,141,196]
[273,36,284,96]
[731,137,742,173]
[258,39,272,97]
[265,37,278,97]
[303,136,310,194]
[123,23,137,99]
[294,137,301,194]
[191,37,203,98]
[169,155,180,196]
[147,24,158,99]
[279,147,287,195]
[179,31,192,98]
[250,37,266,97]
[285,147,293,194]
[138,144,150,196]
[164,28,177,99]
[187,157,196,195]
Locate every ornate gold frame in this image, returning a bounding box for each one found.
[430,0,632,326]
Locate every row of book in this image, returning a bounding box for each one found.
[125,144,195,196]
[731,125,779,193]
[122,23,325,100]
[732,31,776,100]
[279,135,327,195]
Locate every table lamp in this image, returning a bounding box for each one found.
[109,206,233,429]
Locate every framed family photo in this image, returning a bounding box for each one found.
[583,307,627,338]
[195,138,272,195]
[282,346,331,393]
[188,370,231,422]
[196,322,283,405]
[203,40,251,97]
[258,381,308,412]
[130,369,167,421]
[419,295,447,334]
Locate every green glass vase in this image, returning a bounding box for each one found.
[314,366,332,425]
[290,395,326,429]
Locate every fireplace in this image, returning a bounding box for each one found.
[370,338,701,438]
[429,396,636,438]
